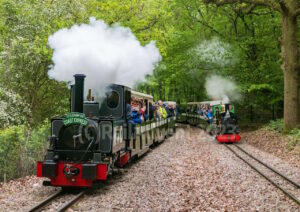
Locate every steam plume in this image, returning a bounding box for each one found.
[205,75,240,103]
[48,17,161,99]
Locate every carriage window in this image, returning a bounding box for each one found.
[107,91,119,108]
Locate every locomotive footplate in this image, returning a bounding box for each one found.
[37,161,107,187]
[216,134,241,143]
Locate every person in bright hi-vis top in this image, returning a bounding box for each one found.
[158,100,167,119]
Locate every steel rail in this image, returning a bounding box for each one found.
[57,189,87,212]
[234,144,300,189]
[28,189,88,212]
[28,189,64,212]
[225,145,300,206]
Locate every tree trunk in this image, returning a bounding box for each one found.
[281,9,300,130]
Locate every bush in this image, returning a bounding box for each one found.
[267,119,300,152]
[0,88,31,128]
[267,119,284,133]
[287,129,300,151]
[0,122,49,182]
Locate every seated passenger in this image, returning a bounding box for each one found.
[205,108,213,125]
[199,108,203,115]
[168,105,174,117]
[158,100,167,119]
[165,104,172,118]
[148,102,154,120]
[140,102,145,119]
[162,105,167,119]
[131,109,142,124]
[130,98,142,124]
[155,104,161,121]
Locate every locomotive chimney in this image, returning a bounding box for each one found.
[71,74,86,113]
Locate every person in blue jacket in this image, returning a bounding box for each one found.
[205,108,213,125]
[131,110,142,124]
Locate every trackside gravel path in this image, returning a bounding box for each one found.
[74,127,300,211]
[0,127,299,211]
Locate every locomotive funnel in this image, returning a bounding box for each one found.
[71,74,86,113]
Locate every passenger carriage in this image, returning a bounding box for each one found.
[184,101,222,127]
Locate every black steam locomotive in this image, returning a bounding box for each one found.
[36,74,176,187]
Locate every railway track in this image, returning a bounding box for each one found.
[225,144,300,206]
[28,188,88,212]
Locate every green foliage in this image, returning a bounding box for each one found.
[0,0,179,181]
[87,0,174,57]
[287,129,300,151]
[0,88,30,128]
[0,0,89,126]
[248,84,275,93]
[0,123,49,182]
[0,0,291,180]
[135,0,283,112]
[267,119,300,151]
[267,119,284,133]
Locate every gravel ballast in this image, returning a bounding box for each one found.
[0,127,299,211]
[243,128,300,169]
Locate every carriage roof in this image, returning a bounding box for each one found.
[187,100,223,106]
[131,90,153,101]
[163,101,176,106]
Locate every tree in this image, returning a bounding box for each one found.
[0,0,90,125]
[203,0,300,130]
[87,0,175,57]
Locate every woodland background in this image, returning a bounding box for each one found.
[0,0,295,181]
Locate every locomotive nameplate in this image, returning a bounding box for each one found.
[63,112,88,126]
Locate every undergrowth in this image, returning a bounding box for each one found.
[267,119,300,152]
[0,122,49,182]
[267,119,284,133]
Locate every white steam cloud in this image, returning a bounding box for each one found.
[48,17,161,99]
[205,75,240,103]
